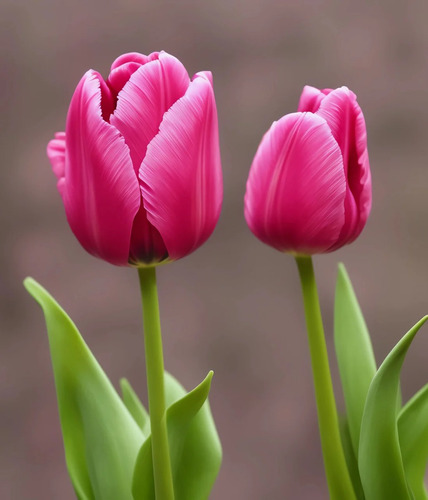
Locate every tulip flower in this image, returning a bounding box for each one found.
[47,51,223,266]
[244,85,371,255]
[44,51,223,500]
[244,86,372,499]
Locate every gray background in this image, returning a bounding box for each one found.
[2,0,428,498]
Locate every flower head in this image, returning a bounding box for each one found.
[244,85,371,255]
[47,51,223,266]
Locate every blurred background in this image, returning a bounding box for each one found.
[2,0,428,498]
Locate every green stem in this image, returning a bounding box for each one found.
[138,267,175,500]
[295,256,356,500]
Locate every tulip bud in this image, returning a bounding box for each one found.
[244,85,372,255]
[47,51,223,266]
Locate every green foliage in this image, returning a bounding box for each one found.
[26,277,221,500]
[338,415,365,500]
[398,384,428,500]
[24,278,144,500]
[334,263,377,457]
[358,316,427,500]
[132,371,222,500]
[27,264,428,500]
[120,378,151,437]
[334,265,428,500]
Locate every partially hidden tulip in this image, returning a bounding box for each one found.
[47,51,223,266]
[244,85,371,255]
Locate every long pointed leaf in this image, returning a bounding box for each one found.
[131,436,155,500]
[359,316,428,500]
[398,384,428,500]
[166,371,222,500]
[120,378,151,437]
[338,415,365,500]
[132,371,222,500]
[334,263,377,456]
[24,278,144,500]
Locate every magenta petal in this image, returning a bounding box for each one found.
[110,52,154,71]
[63,70,141,265]
[139,73,223,261]
[108,51,161,94]
[351,109,372,239]
[316,87,371,242]
[244,112,346,254]
[315,87,357,164]
[195,70,213,87]
[47,131,66,181]
[108,61,144,95]
[110,52,190,172]
[128,205,168,265]
[298,86,333,113]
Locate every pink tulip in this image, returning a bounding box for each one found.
[244,85,371,255]
[47,51,223,266]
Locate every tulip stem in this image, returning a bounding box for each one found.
[295,256,356,500]
[138,267,175,500]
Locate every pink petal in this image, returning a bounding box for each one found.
[298,86,332,113]
[110,52,190,173]
[57,177,66,197]
[63,70,141,266]
[108,52,162,95]
[108,61,145,95]
[196,70,213,87]
[138,73,223,261]
[351,109,372,239]
[96,72,116,121]
[315,87,371,244]
[128,206,168,265]
[244,112,346,255]
[110,52,158,71]
[315,87,356,163]
[47,131,66,181]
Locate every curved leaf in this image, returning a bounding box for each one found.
[166,371,222,500]
[120,378,151,438]
[334,263,377,457]
[24,278,144,500]
[359,316,428,500]
[398,384,428,500]
[338,415,365,500]
[164,371,188,406]
[132,371,222,500]
[131,435,155,500]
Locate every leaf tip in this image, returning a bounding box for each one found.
[23,277,48,305]
[205,370,214,387]
[23,276,38,294]
[337,262,349,280]
[419,315,428,327]
[119,377,130,392]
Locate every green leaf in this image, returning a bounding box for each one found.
[131,435,155,500]
[132,371,222,500]
[24,278,144,500]
[338,415,365,500]
[166,371,222,499]
[164,371,189,406]
[120,378,151,438]
[359,316,428,500]
[334,263,377,457]
[398,383,428,500]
